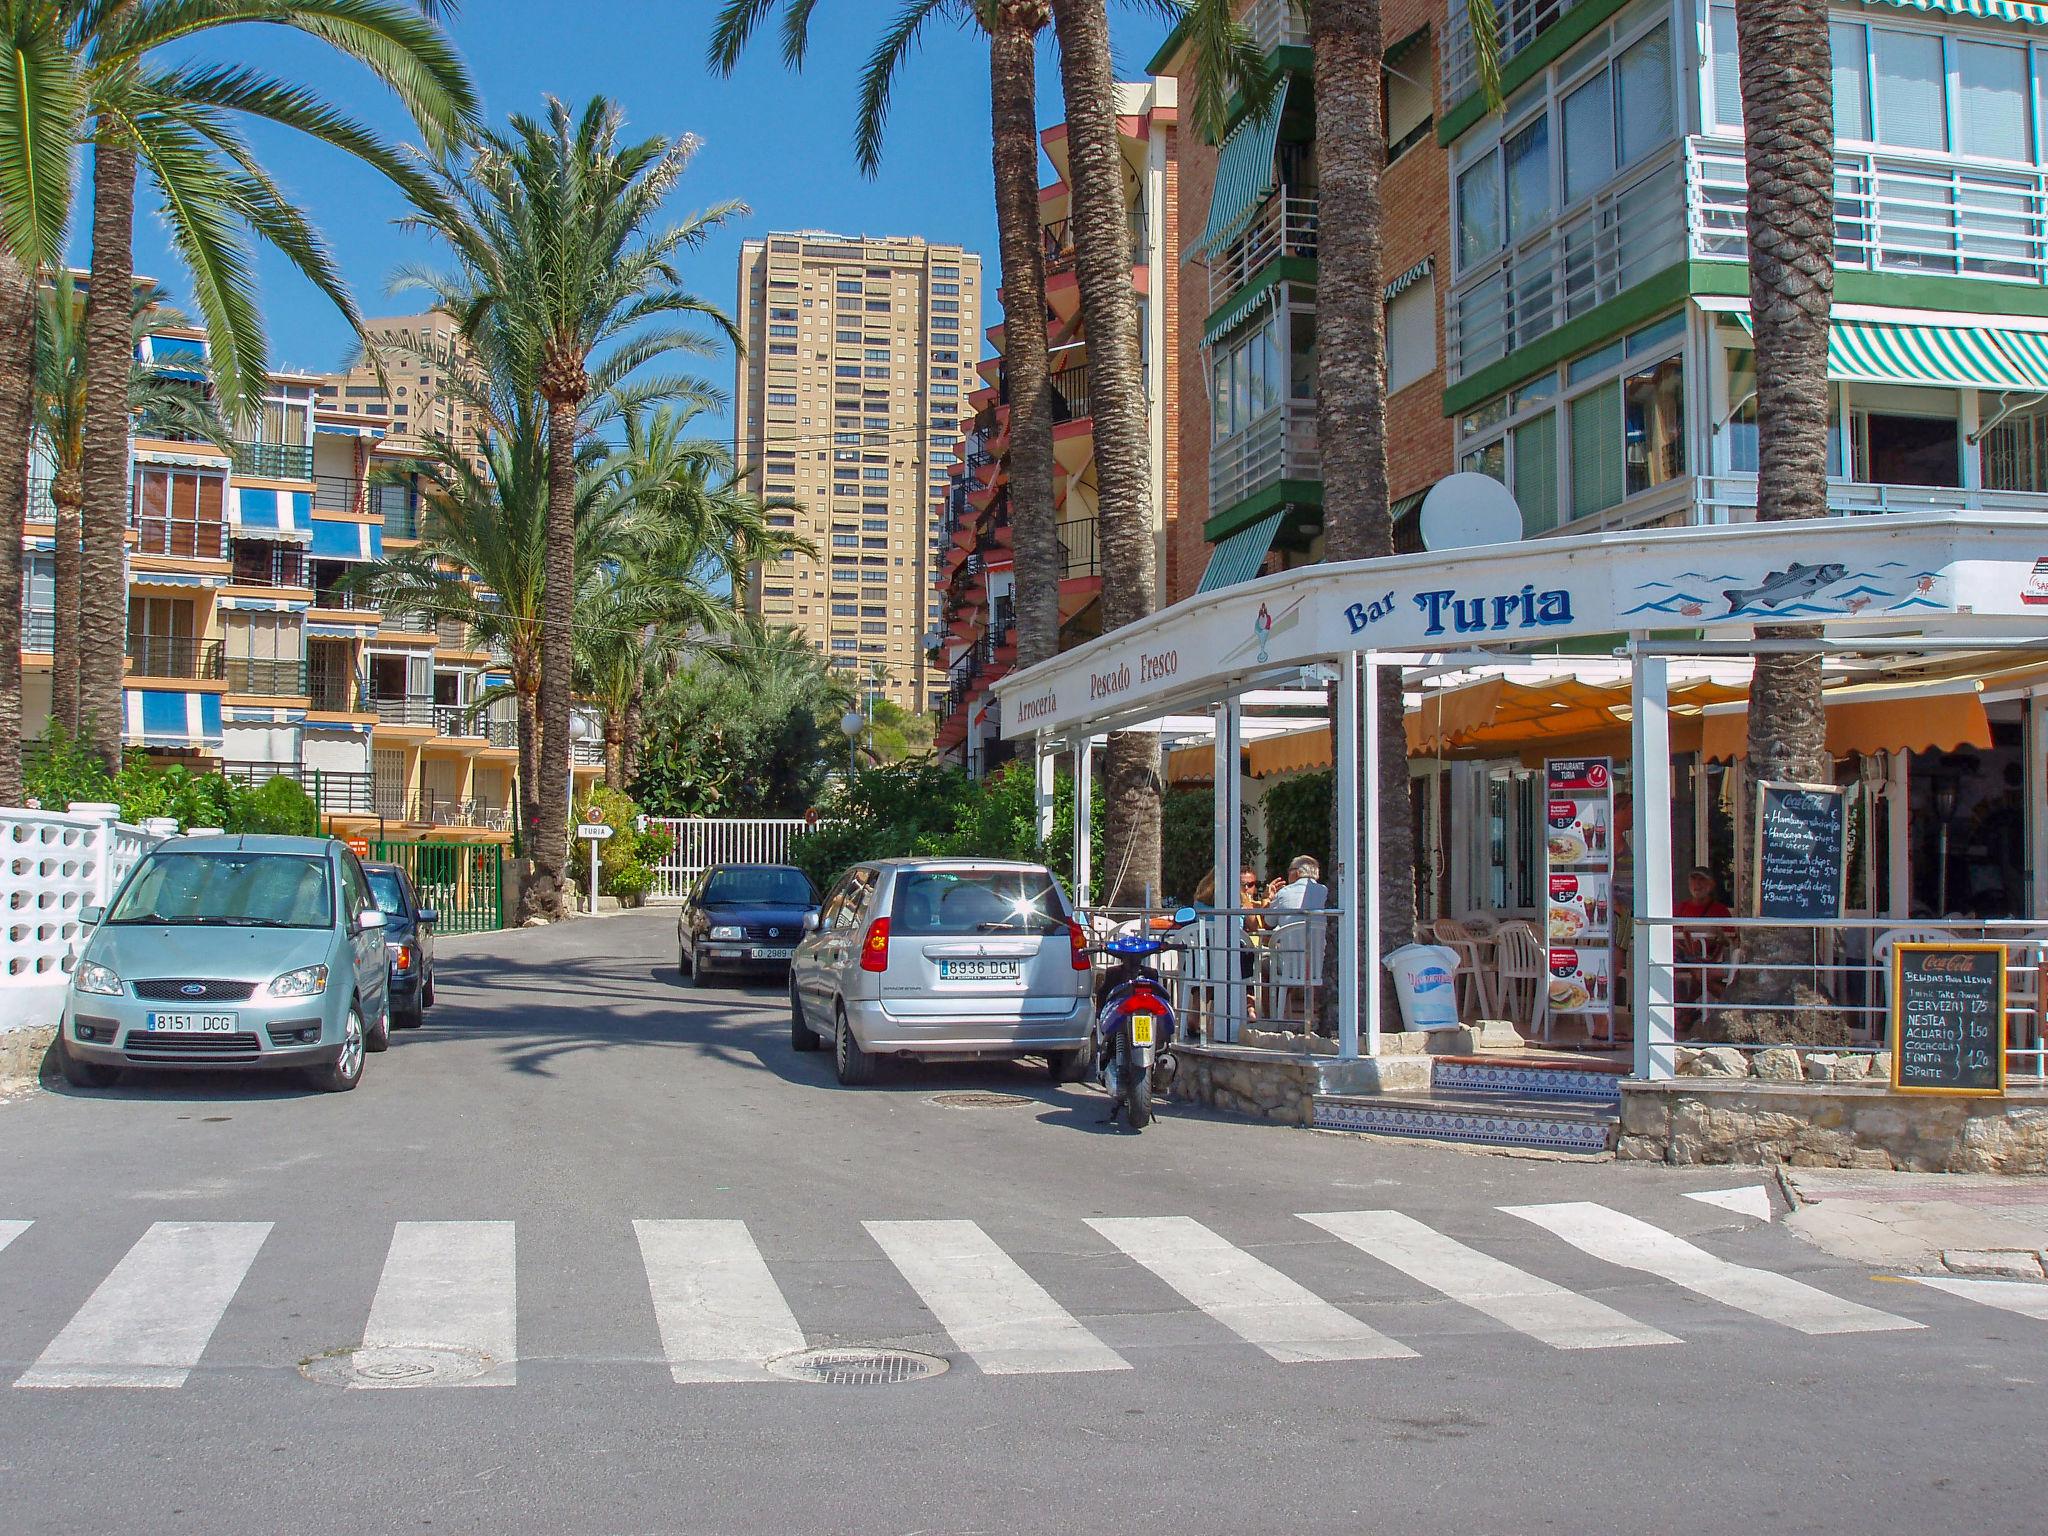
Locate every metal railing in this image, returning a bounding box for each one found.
[27,470,55,523]
[1445,0,1589,109]
[133,515,228,560]
[312,474,362,515]
[1696,475,2048,525]
[127,635,222,680]
[308,672,358,713]
[646,816,809,902]
[230,544,308,588]
[1692,134,2048,286]
[21,609,54,652]
[1040,208,1150,274]
[1636,916,2048,1083]
[232,440,314,480]
[1449,153,1685,381]
[216,763,375,817]
[1078,904,1343,1047]
[1207,189,1319,309]
[311,583,373,612]
[571,738,605,767]
[1243,0,1310,54]
[370,695,438,729]
[373,485,420,541]
[1210,399,1319,515]
[221,656,308,696]
[1049,364,1092,424]
[1057,515,1100,580]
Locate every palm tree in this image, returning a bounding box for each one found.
[33,271,229,731]
[73,0,478,773]
[0,0,85,806]
[707,1,1067,671]
[403,96,741,920]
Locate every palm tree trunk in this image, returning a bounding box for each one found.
[521,391,579,921]
[1730,0,1835,1028]
[49,475,82,731]
[603,712,623,785]
[620,681,644,787]
[80,140,139,777]
[990,4,1059,671]
[0,259,34,806]
[1310,0,1413,1023]
[516,673,540,850]
[1049,0,1160,905]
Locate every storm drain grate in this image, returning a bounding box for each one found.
[930,1091,1033,1109]
[765,1347,949,1387]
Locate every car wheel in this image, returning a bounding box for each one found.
[421,973,435,1009]
[833,1006,876,1086]
[689,954,711,988]
[394,1005,425,1030]
[307,1004,366,1092]
[58,1034,120,1089]
[677,936,694,978]
[365,1001,391,1053]
[1048,1040,1094,1085]
[790,981,823,1052]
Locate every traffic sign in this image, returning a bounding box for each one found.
[577,823,614,841]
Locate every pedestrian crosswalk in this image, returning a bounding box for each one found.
[0,1196,2024,1392]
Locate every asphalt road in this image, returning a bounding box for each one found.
[0,909,2040,1535]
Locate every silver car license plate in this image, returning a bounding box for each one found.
[752,947,795,961]
[938,959,1021,981]
[146,1012,237,1033]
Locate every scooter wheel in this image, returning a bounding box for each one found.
[1125,1064,1153,1129]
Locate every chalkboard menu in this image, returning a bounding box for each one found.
[1890,943,2006,1096]
[1753,781,1846,921]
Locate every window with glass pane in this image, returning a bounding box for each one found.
[1957,40,2030,161]
[1726,347,1759,473]
[1290,309,1316,398]
[1623,356,1685,495]
[1505,115,1551,243]
[1709,6,1742,131]
[1614,23,1674,168]
[1562,72,1614,205]
[1457,153,1503,267]
[1513,413,1558,533]
[1873,28,1947,152]
[1569,382,1622,518]
[1460,440,1506,481]
[1830,22,1871,141]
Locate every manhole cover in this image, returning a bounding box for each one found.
[764,1346,949,1387]
[930,1091,1032,1109]
[299,1344,493,1388]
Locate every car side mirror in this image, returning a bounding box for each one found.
[417,909,439,927]
[358,909,388,932]
[802,911,819,933]
[79,905,103,927]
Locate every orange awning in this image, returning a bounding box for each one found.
[1248,726,1333,778]
[1405,676,1747,758]
[1699,685,1990,762]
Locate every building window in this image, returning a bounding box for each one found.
[1385,275,1436,395]
[1386,37,1434,162]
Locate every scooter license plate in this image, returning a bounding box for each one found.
[1129,1014,1155,1046]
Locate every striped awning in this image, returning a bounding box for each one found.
[1866,0,2048,24]
[1198,83,1287,256]
[124,689,223,749]
[310,516,383,562]
[1196,511,1284,594]
[306,619,378,639]
[1735,313,2048,390]
[217,595,307,613]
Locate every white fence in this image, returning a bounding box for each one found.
[647,817,810,902]
[0,804,169,1035]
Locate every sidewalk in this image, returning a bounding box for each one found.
[1781,1166,2048,1277]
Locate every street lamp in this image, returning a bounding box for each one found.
[840,709,864,779]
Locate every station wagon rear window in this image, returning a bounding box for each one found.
[108,851,334,929]
[890,870,1067,936]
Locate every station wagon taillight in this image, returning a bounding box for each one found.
[1069,920,1091,971]
[859,916,891,972]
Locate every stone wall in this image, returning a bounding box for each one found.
[1168,1044,1318,1126]
[1619,1079,2048,1174]
[0,1025,54,1093]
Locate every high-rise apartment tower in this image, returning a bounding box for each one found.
[733,232,982,712]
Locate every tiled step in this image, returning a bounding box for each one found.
[1429,1054,1626,1106]
[1313,1091,1618,1156]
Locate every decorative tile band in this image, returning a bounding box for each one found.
[1432,1059,1623,1104]
[1313,1097,1613,1155]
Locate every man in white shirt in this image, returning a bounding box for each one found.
[1265,856,1327,916]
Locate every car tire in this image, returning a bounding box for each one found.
[421,974,434,1009]
[1048,1040,1094,1085]
[365,1002,391,1053]
[307,1004,366,1093]
[677,937,694,978]
[394,1005,425,1030]
[833,1007,876,1087]
[58,1034,120,1089]
[790,982,823,1052]
[689,955,711,987]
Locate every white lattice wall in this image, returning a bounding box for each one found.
[0,805,164,1034]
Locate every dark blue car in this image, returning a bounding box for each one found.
[677,864,821,986]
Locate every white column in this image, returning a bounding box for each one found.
[1631,654,1675,1081]
[1886,749,1911,917]
[2029,695,2048,919]
[1034,735,1056,847]
[1347,652,1376,1060]
[1213,700,1244,1042]
[1073,735,1094,908]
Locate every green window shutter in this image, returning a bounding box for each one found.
[1570,383,1622,521]
[1513,411,1558,535]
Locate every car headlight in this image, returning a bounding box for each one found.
[708,925,745,941]
[267,964,329,999]
[74,961,122,996]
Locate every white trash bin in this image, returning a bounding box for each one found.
[1383,943,1463,1031]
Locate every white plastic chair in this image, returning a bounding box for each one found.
[1433,917,1495,1022]
[1494,919,1549,1041]
[1263,914,1324,1029]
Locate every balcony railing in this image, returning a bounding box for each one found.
[1049,364,1093,424]
[308,672,358,713]
[219,762,366,815]
[1057,516,1100,581]
[21,609,54,653]
[1207,189,1319,310]
[231,440,314,481]
[1209,400,1319,516]
[1448,152,1684,382]
[1040,209,1150,274]
[221,656,308,697]
[127,635,222,681]
[133,515,228,560]
[229,544,308,589]
[572,738,605,767]
[311,584,374,612]
[1244,0,1310,54]
[1691,134,2048,286]
[1696,474,2048,525]
[312,474,362,515]
[1445,0,1590,109]
[370,695,438,729]
[372,484,420,541]
[27,470,55,523]
[408,794,509,830]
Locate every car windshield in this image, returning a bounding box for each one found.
[365,869,407,915]
[107,850,334,929]
[701,868,814,905]
[890,869,1067,936]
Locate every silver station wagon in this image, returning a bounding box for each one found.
[788,859,1093,1085]
[57,834,394,1093]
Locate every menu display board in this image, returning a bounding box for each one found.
[1753,781,1847,922]
[1545,758,1614,1037]
[1890,943,2006,1096]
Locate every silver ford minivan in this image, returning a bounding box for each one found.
[788,859,1094,1085]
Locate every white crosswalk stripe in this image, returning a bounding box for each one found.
[1087,1216,1415,1364]
[635,1219,807,1384]
[1505,1201,1922,1336]
[867,1220,1128,1375]
[1301,1209,1679,1350]
[1910,1275,2048,1322]
[16,1221,271,1389]
[0,1220,27,1256]
[359,1221,518,1387]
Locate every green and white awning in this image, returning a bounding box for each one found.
[1734,312,2048,390]
[1197,512,1284,594]
[1865,0,2048,26]
[1197,83,1288,257]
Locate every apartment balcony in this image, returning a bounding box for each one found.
[218,762,370,816]
[371,484,419,541]
[1242,0,1310,55]
[1445,0,1591,111]
[1695,474,2048,526]
[229,543,308,589]
[1057,516,1101,581]
[221,656,308,697]
[231,440,314,481]
[408,795,510,831]
[312,474,363,515]
[22,609,54,654]
[133,515,229,561]
[370,694,439,730]
[310,582,375,613]
[27,470,55,524]
[1207,189,1319,313]
[1209,401,1320,517]
[127,636,223,682]
[571,737,604,767]
[1040,209,1149,275]
[308,671,359,713]
[1049,364,1093,425]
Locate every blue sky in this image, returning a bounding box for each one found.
[107,2,1175,439]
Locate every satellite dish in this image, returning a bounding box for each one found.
[1419,472,1524,552]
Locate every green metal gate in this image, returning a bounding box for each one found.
[368,840,504,933]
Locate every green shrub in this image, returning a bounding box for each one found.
[230,775,320,836]
[23,727,116,810]
[1260,769,1334,883]
[1159,787,1262,905]
[573,784,664,902]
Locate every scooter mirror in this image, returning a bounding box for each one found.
[1172,906,1198,926]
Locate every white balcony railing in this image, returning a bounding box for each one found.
[1210,400,1319,515]
[1691,135,2048,286]
[1447,151,1685,381]
[1445,0,1594,111]
[1696,474,2048,524]
[1208,189,1319,310]
[1244,0,1310,54]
